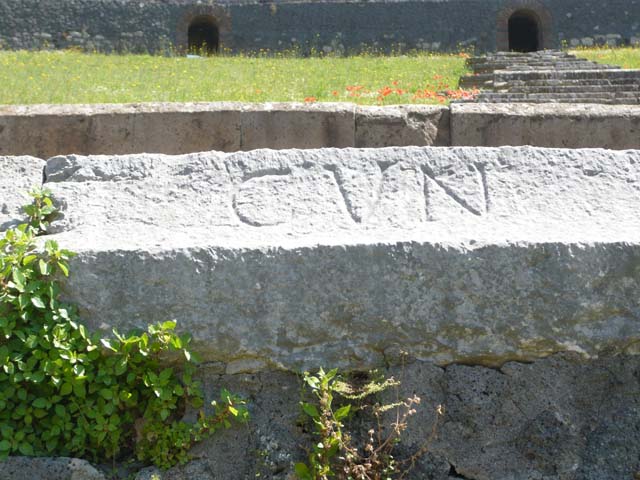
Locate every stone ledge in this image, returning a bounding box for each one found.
[3,102,640,157]
[0,102,447,157]
[451,102,640,149]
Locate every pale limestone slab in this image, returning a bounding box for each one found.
[43,146,640,369]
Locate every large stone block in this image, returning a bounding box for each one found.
[451,103,640,149]
[391,354,640,480]
[355,105,450,147]
[0,103,242,158]
[43,146,640,370]
[0,156,45,231]
[240,102,356,150]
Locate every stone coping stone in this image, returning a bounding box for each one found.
[42,146,640,370]
[451,103,640,149]
[239,102,356,149]
[0,156,45,231]
[0,102,448,157]
[0,102,246,157]
[0,102,358,156]
[355,104,450,147]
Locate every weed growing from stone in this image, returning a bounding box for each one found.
[295,368,442,480]
[0,189,248,470]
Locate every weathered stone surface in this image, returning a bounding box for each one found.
[392,354,640,480]
[451,103,640,149]
[0,457,106,480]
[2,103,451,158]
[4,102,640,158]
[134,354,640,480]
[355,105,449,147]
[240,103,355,150]
[0,103,243,158]
[0,155,45,231]
[135,369,304,480]
[44,146,640,370]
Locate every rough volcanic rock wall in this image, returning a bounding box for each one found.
[0,0,638,53]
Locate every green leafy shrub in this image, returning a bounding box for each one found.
[0,189,248,469]
[295,368,442,480]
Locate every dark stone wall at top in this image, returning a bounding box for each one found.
[227,0,496,53]
[0,0,181,53]
[549,0,640,46]
[0,0,638,54]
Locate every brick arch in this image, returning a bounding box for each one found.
[176,5,232,53]
[496,0,553,51]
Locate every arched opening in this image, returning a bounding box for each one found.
[188,15,219,54]
[508,11,540,52]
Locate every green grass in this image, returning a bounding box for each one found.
[0,50,470,106]
[2,47,638,106]
[571,46,640,69]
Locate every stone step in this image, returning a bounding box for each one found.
[476,93,640,104]
[467,53,579,65]
[485,91,640,103]
[474,96,608,103]
[458,74,493,88]
[459,73,640,91]
[472,58,594,66]
[501,64,619,71]
[476,97,639,104]
[470,59,597,69]
[493,77,640,88]
[472,62,605,74]
[461,50,639,104]
[466,51,574,64]
[480,90,640,99]
[503,84,640,94]
[494,69,640,82]
[470,57,588,65]
[501,78,640,87]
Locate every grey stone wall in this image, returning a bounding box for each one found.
[550,0,640,47]
[0,0,638,54]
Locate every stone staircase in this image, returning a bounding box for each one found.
[459,50,640,104]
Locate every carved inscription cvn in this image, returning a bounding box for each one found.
[232,161,490,227]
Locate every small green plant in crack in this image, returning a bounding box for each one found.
[295,368,442,480]
[22,187,57,233]
[0,190,249,470]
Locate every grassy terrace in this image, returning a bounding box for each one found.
[0,50,469,105]
[571,47,640,69]
[0,47,638,106]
